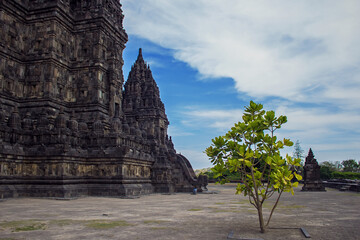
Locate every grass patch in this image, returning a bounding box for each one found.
[50,219,137,230]
[215,202,226,205]
[50,219,78,226]
[85,220,133,229]
[143,220,169,224]
[0,220,46,232]
[14,224,46,232]
[187,208,202,211]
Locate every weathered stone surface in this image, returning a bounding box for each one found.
[302,149,326,191]
[0,0,204,198]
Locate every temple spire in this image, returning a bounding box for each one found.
[308,148,314,158]
[137,48,143,62]
[305,148,315,164]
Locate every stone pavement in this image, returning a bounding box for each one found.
[0,184,359,240]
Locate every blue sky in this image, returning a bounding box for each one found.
[121,0,360,169]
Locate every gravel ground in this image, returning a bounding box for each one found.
[0,184,359,240]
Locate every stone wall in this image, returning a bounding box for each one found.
[0,0,203,198]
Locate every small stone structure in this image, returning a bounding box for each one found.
[0,0,206,198]
[302,149,326,191]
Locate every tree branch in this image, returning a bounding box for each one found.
[266,189,283,227]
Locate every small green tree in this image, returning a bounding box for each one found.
[293,140,304,165]
[205,101,302,233]
[320,161,337,171]
[319,164,334,180]
[341,159,359,172]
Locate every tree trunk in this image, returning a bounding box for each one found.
[257,205,266,233]
[266,189,283,227]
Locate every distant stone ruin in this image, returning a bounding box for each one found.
[302,149,326,191]
[0,0,205,198]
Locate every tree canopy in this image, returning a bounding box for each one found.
[341,159,359,172]
[205,101,302,233]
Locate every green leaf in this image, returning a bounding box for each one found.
[276,141,284,149]
[278,115,288,125]
[219,178,230,185]
[244,160,252,167]
[283,138,293,147]
[254,170,262,179]
[265,156,272,165]
[213,173,222,179]
[245,150,254,159]
[237,145,246,157]
[264,110,275,123]
[212,136,227,148]
[236,183,243,194]
[294,173,303,181]
[212,164,225,175]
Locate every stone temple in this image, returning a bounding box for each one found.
[0,0,206,198]
[302,149,326,192]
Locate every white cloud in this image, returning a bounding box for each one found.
[181,108,244,132]
[167,125,194,137]
[275,105,360,135]
[122,0,360,106]
[178,104,360,162]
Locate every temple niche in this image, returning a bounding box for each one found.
[0,0,205,199]
[302,149,326,192]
